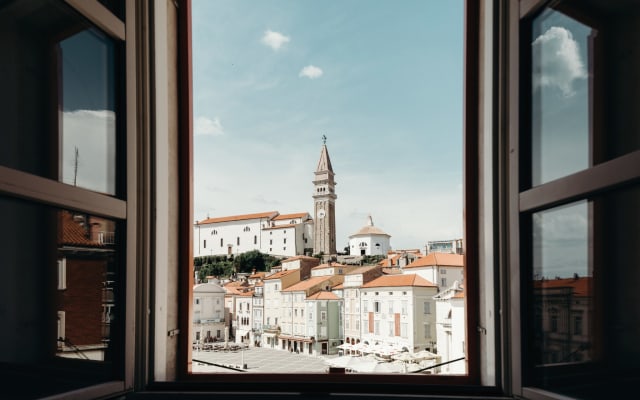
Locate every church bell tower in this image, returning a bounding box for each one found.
[313,136,337,256]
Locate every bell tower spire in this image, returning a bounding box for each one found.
[313,136,337,256]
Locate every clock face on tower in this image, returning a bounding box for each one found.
[317,209,326,219]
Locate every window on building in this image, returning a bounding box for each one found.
[401,323,408,339]
[374,301,380,313]
[424,302,431,314]
[402,300,408,315]
[203,239,206,248]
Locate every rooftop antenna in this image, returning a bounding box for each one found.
[73,146,79,186]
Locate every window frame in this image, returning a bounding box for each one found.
[507,0,640,398]
[168,0,494,395]
[0,0,137,398]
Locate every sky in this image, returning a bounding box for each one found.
[192,0,464,251]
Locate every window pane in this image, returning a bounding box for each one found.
[60,28,119,195]
[532,201,592,366]
[530,9,593,186]
[0,195,121,397]
[0,0,121,196]
[529,184,640,396]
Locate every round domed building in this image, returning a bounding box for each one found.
[348,215,391,256]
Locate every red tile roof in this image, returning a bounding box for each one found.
[273,212,309,221]
[534,276,592,297]
[196,211,278,225]
[404,253,464,269]
[362,274,437,288]
[60,211,103,248]
[312,262,345,270]
[282,255,319,263]
[263,269,298,280]
[283,276,332,291]
[307,291,341,300]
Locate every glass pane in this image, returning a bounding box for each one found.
[530,9,593,185]
[60,28,118,195]
[532,201,592,366]
[191,0,465,376]
[0,0,121,196]
[0,195,121,397]
[529,184,640,397]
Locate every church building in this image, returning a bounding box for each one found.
[193,141,338,259]
[348,215,391,256]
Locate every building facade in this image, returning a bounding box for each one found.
[348,215,392,256]
[193,211,312,258]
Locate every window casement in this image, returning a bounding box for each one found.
[508,0,640,398]
[0,0,139,398]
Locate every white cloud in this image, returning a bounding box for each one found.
[299,65,323,79]
[62,110,116,194]
[195,116,224,136]
[532,26,587,97]
[261,30,290,50]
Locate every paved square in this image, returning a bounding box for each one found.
[192,346,337,373]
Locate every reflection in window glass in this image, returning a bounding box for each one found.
[57,209,118,361]
[0,195,120,395]
[532,201,592,366]
[60,29,118,195]
[531,10,593,186]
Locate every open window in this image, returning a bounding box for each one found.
[0,0,135,398]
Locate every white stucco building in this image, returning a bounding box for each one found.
[193,211,313,258]
[348,215,391,256]
[342,266,383,346]
[434,280,466,374]
[192,280,226,343]
[403,252,464,290]
[360,274,439,354]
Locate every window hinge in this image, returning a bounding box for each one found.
[477,325,487,335]
[168,329,180,337]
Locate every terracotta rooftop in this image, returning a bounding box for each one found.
[345,265,380,275]
[404,253,464,269]
[312,262,345,270]
[59,211,104,248]
[307,291,341,300]
[282,255,319,263]
[273,212,310,221]
[362,274,437,288]
[263,269,298,280]
[283,276,333,292]
[534,276,592,297]
[196,211,278,225]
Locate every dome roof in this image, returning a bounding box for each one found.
[193,282,226,293]
[349,215,390,238]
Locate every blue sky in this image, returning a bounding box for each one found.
[192,0,464,251]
